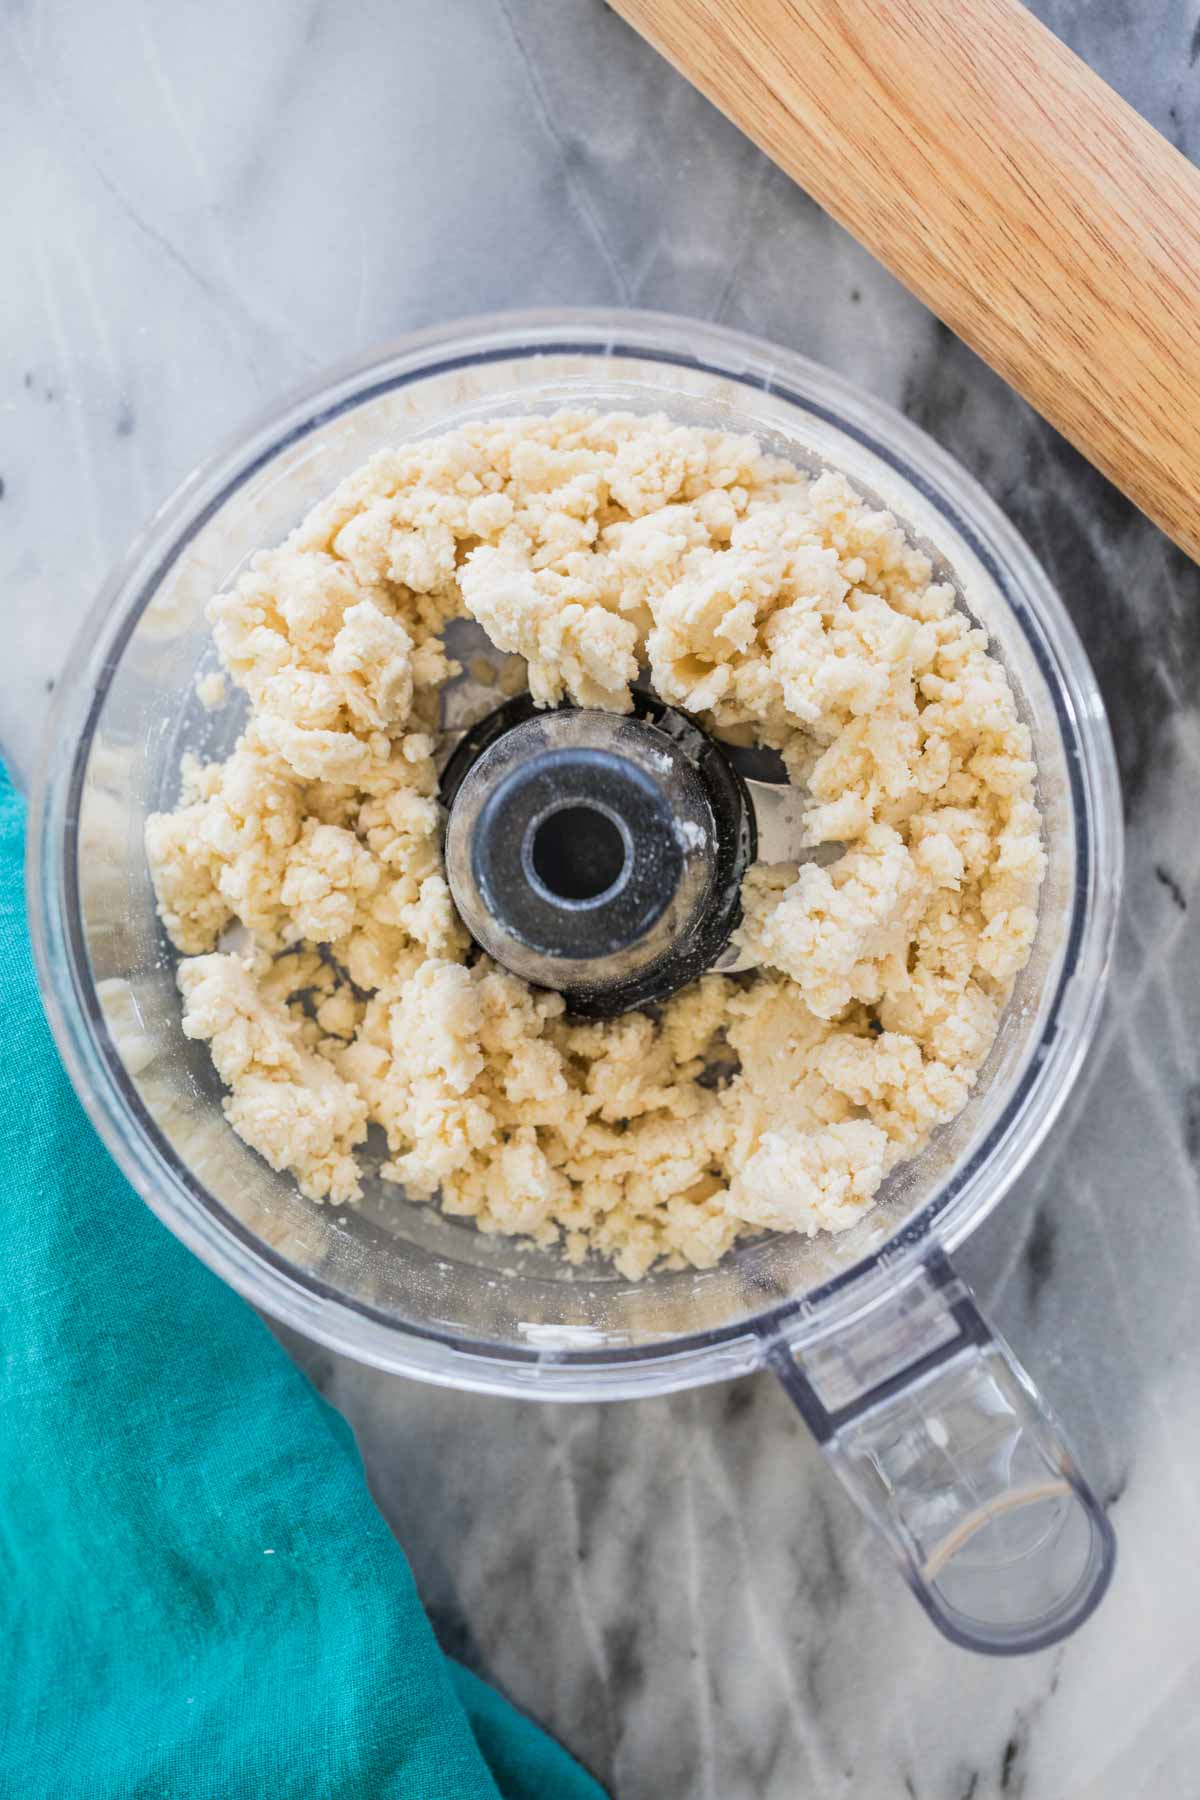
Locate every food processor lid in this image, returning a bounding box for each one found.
[440,690,757,1015]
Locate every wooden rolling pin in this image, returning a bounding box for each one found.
[611,0,1200,564]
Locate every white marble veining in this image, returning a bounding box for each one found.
[5,2,1200,1795]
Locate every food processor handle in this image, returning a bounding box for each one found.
[610,0,1200,565]
[763,1249,1115,1653]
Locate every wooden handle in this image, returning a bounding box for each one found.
[612,0,1200,563]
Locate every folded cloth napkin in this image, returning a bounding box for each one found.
[0,763,605,1800]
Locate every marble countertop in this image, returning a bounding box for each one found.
[5,2,1200,1794]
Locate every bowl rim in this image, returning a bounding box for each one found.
[29,305,1124,1399]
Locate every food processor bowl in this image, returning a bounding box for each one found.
[31,309,1122,1654]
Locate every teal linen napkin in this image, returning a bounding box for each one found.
[0,765,606,1800]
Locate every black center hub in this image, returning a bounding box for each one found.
[440,690,756,1018]
[473,747,681,959]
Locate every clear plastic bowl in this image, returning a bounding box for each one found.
[31,309,1123,1653]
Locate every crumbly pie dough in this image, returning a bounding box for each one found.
[146,411,1044,1279]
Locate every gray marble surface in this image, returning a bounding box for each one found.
[5,2,1200,1795]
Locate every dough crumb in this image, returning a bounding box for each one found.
[148,410,1044,1276]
